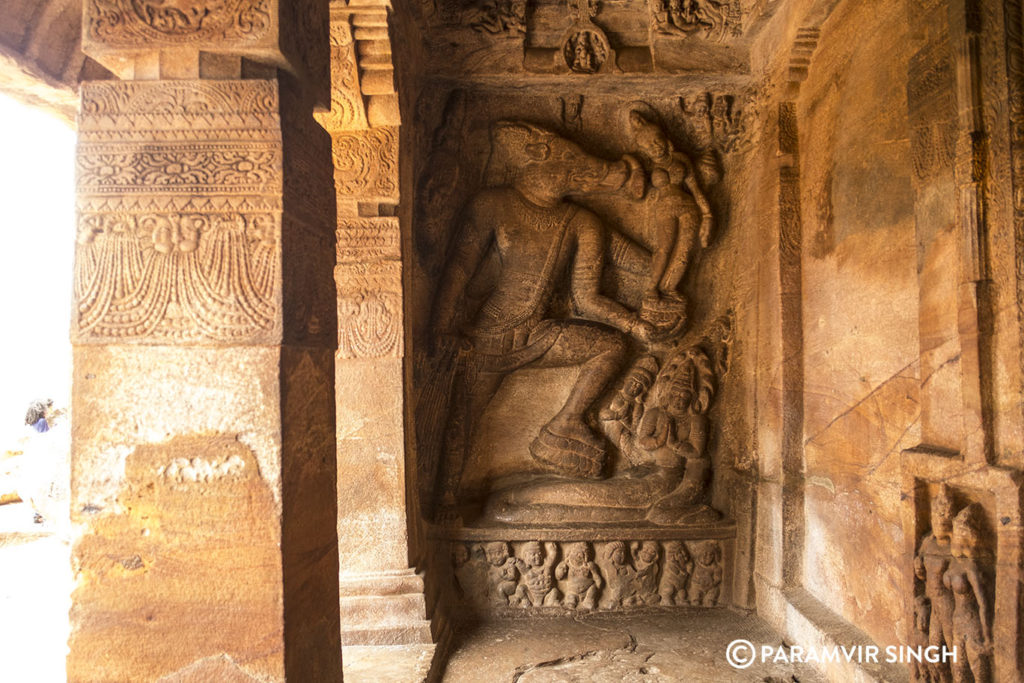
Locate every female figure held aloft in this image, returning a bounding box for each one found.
[627,105,715,339]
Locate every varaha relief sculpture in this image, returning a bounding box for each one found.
[912,485,993,683]
[426,104,726,530]
[430,119,651,501]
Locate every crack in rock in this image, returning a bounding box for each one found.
[511,632,665,682]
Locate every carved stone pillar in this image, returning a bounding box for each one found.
[68,2,340,681]
[317,4,433,646]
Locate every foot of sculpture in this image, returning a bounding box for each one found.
[529,419,606,479]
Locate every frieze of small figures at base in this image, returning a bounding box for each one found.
[448,537,728,612]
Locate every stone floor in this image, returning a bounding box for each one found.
[344,644,437,682]
[341,609,828,682]
[0,505,71,683]
[0,512,828,683]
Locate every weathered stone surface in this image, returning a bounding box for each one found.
[68,344,340,682]
[795,0,920,649]
[69,433,284,682]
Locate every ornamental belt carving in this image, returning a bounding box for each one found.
[74,80,283,344]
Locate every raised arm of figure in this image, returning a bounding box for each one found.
[682,168,714,248]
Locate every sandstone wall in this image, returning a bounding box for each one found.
[797,0,919,648]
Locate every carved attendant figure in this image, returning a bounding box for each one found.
[433,121,650,503]
[484,541,523,606]
[688,540,722,606]
[943,504,992,683]
[627,107,713,332]
[601,541,638,608]
[641,347,716,524]
[516,541,561,607]
[556,542,603,610]
[914,485,956,683]
[631,541,662,604]
[910,596,935,683]
[599,356,658,456]
[659,540,692,605]
[485,345,721,526]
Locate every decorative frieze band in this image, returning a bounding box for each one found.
[79,80,281,135]
[86,0,273,47]
[337,217,401,264]
[449,537,727,612]
[74,80,284,345]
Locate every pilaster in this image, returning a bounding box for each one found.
[316,2,434,647]
[68,2,339,681]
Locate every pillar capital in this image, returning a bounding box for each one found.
[82,0,329,106]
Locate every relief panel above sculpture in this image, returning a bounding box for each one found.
[411,88,742,553]
[74,80,284,344]
[412,0,749,76]
[86,0,273,46]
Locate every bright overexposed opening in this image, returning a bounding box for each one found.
[0,91,74,445]
[0,89,75,683]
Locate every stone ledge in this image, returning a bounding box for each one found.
[782,587,909,683]
[433,518,737,542]
[339,569,435,647]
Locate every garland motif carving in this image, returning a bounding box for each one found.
[74,211,278,342]
[75,80,284,344]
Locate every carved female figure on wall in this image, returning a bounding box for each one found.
[914,485,956,683]
[943,504,992,683]
[626,106,714,338]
